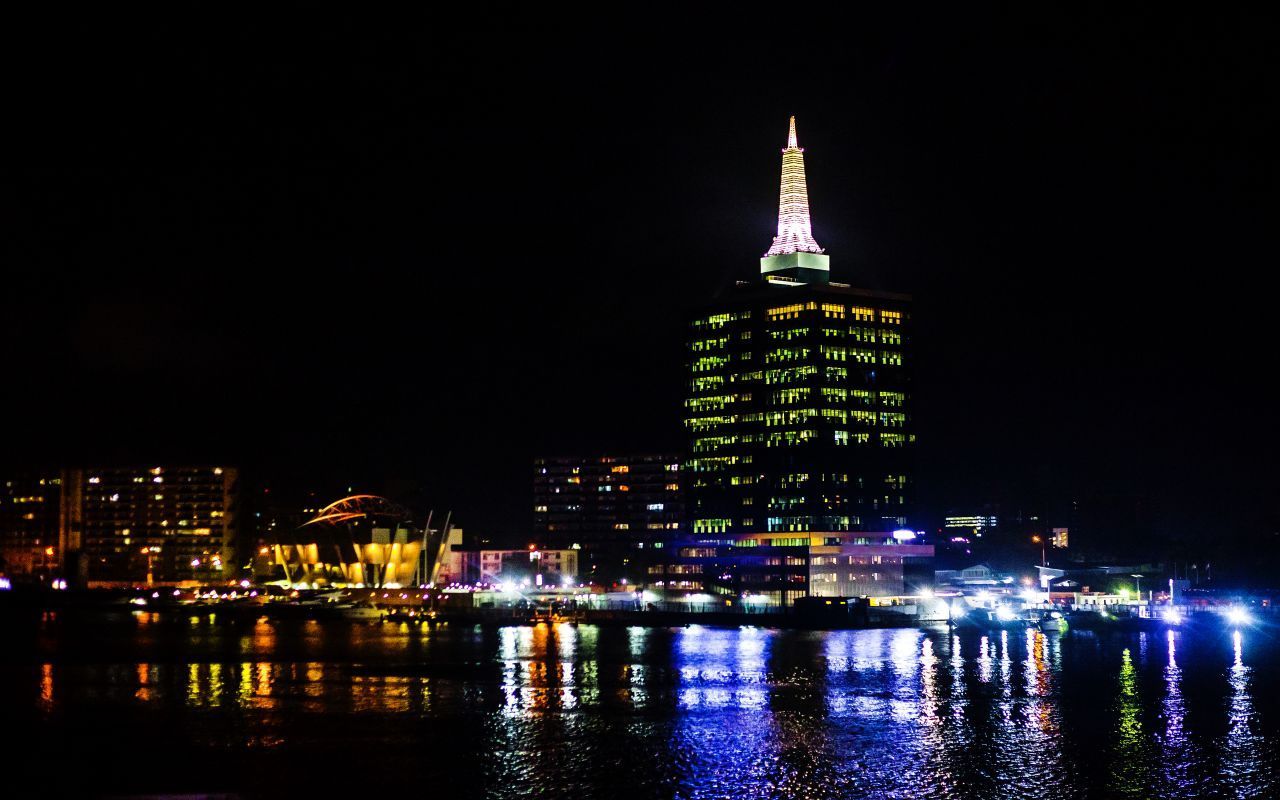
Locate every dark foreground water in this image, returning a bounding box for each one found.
[2,611,1277,799]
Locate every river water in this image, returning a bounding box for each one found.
[2,610,1276,799]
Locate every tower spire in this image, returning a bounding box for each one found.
[764,116,823,258]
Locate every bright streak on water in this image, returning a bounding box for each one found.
[3,612,1280,798]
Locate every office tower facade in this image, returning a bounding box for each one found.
[533,454,682,583]
[685,117,916,539]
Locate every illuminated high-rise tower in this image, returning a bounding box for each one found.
[760,116,831,284]
[682,116,915,546]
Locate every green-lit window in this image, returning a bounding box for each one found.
[766,429,816,447]
[765,347,811,363]
[771,387,811,405]
[769,327,810,341]
[879,391,905,408]
[765,366,817,385]
[692,435,739,453]
[691,355,731,373]
[690,336,729,352]
[765,408,816,427]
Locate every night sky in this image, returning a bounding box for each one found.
[6,9,1277,569]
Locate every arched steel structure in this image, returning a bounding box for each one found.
[301,495,411,528]
[274,494,429,588]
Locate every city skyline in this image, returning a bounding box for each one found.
[6,9,1277,579]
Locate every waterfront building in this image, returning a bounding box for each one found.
[0,472,68,581]
[933,563,1017,594]
[76,466,240,586]
[667,118,928,605]
[270,494,437,588]
[684,117,915,541]
[533,454,682,583]
[648,530,932,605]
[2,466,239,585]
[453,546,580,588]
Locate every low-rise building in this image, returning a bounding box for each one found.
[648,531,932,606]
[452,547,579,588]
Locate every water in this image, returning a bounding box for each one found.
[2,610,1277,799]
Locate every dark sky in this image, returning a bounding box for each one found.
[5,8,1277,557]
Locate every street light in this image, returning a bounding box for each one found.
[1131,574,1143,600]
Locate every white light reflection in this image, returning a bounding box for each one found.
[1219,630,1270,795]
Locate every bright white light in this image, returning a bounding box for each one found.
[935,601,951,618]
[743,594,768,604]
[1161,608,1182,625]
[995,606,1015,622]
[1020,589,1039,604]
[689,593,712,604]
[499,581,515,594]
[892,529,917,541]
[1226,607,1250,626]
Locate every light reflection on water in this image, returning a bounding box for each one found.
[9,617,1280,799]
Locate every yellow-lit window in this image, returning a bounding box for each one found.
[767,303,805,320]
[880,310,902,325]
[850,306,875,322]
